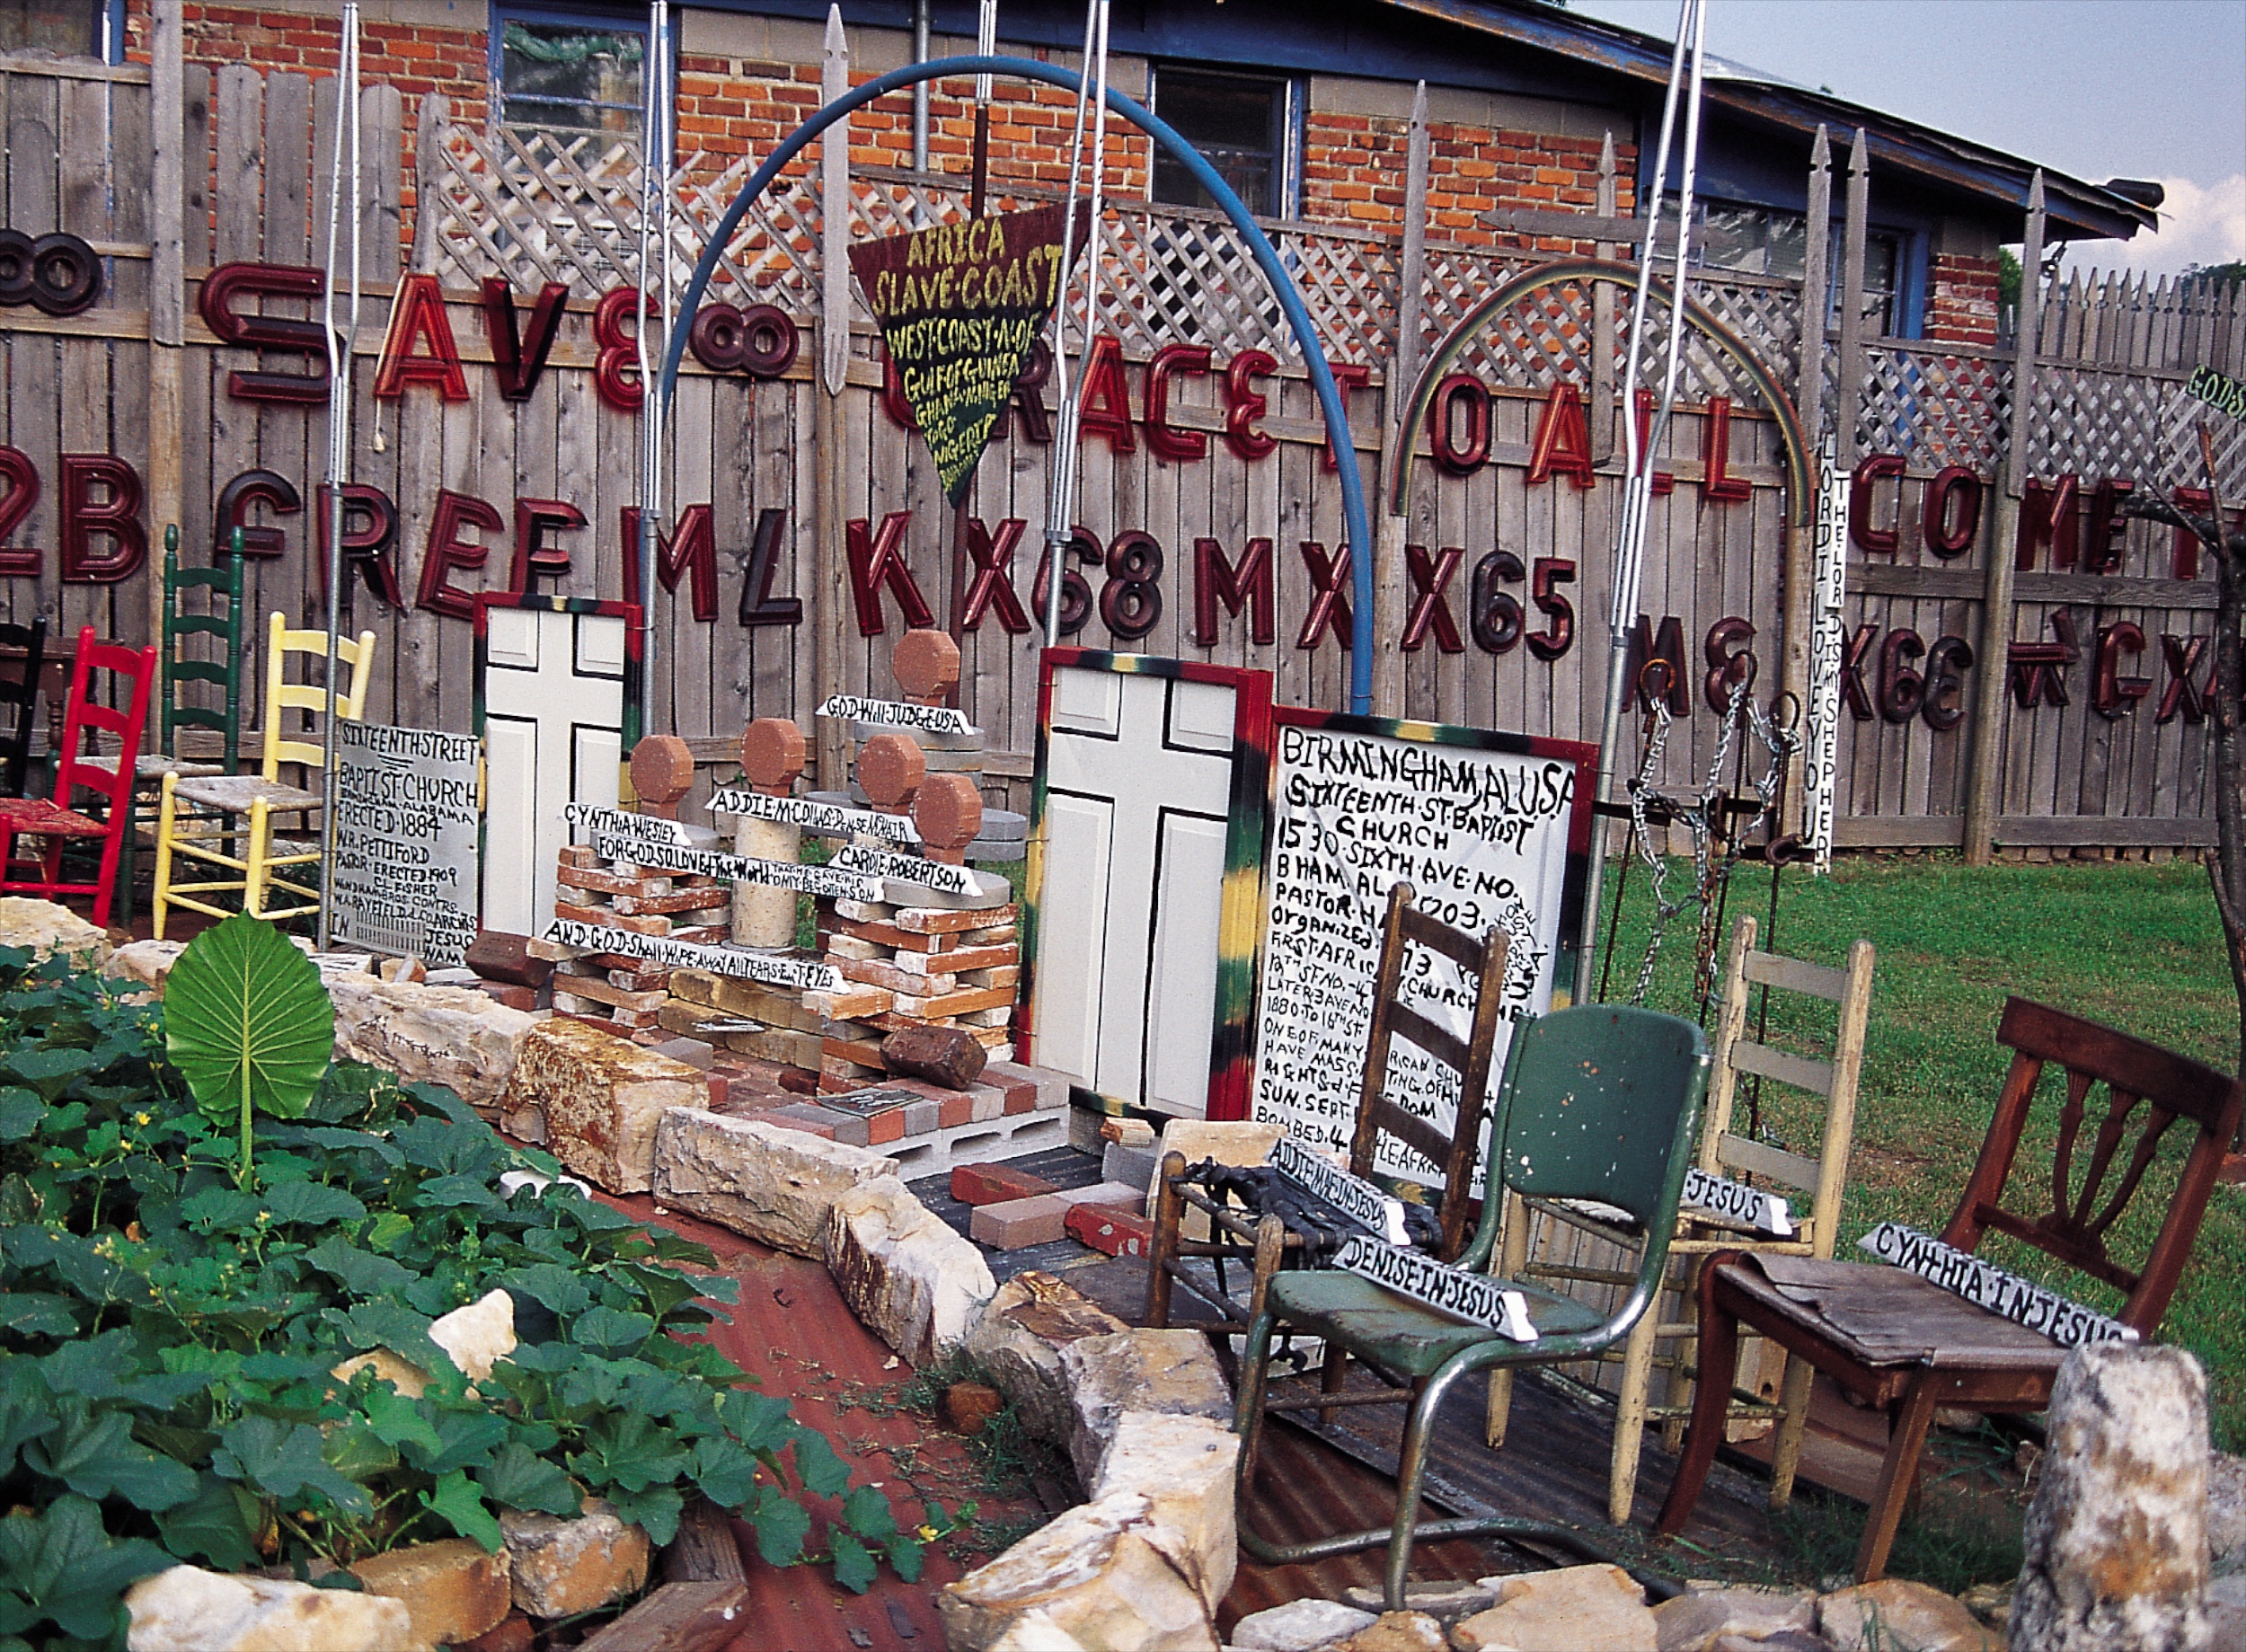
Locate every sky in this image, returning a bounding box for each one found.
[1567,0,2246,278]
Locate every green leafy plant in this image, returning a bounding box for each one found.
[161,914,335,1182]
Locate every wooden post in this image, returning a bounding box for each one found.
[1835,129,1869,471]
[813,5,852,793]
[146,0,186,711]
[1963,172,2046,865]
[1372,83,1429,720]
[1779,126,1832,823]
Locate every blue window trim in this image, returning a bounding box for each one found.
[489,0,676,155]
[103,0,124,64]
[1145,60,1304,221]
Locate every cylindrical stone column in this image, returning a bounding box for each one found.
[733,718,805,950]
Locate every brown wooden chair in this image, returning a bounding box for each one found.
[1655,996,2244,1582]
[1145,880,1508,1335]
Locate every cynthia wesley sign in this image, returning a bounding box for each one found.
[849,203,1084,502]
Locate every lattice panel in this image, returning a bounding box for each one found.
[1857,348,2010,472]
[1694,275,1802,373]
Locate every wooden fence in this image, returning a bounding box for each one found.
[2,47,2241,849]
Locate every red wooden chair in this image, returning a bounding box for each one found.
[0,627,156,929]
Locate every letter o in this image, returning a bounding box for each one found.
[1429,373,1490,476]
[687,303,747,372]
[738,304,800,379]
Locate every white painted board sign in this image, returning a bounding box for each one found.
[329,722,482,967]
[1249,714,1595,1191]
[1857,1223,2136,1348]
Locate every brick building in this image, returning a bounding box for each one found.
[73,0,2153,351]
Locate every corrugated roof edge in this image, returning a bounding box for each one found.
[1379,0,2159,243]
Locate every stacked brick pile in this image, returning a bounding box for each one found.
[813,899,1021,1090]
[545,844,729,1029]
[950,1163,1152,1257]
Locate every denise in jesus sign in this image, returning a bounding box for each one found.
[848,203,1086,503]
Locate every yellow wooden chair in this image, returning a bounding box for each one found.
[1486,912,1874,1523]
[152,613,376,934]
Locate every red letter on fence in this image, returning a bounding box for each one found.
[846,512,933,636]
[58,455,146,583]
[1848,454,1906,553]
[1700,397,1754,502]
[1222,350,1278,461]
[417,490,503,620]
[481,278,570,401]
[0,447,38,578]
[960,517,1031,634]
[2013,475,2080,570]
[1527,383,1596,490]
[374,274,469,402]
[511,498,585,594]
[1076,335,1137,453]
[1143,344,1212,463]
[1296,542,1353,651]
[199,262,330,403]
[315,483,403,607]
[1192,536,1274,646]
[621,505,720,622]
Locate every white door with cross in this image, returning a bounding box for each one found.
[1034,665,1238,1117]
[479,604,632,937]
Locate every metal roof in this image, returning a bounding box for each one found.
[1380,0,2159,242]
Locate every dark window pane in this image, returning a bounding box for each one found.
[0,0,100,57]
[1153,68,1284,216]
[500,19,645,137]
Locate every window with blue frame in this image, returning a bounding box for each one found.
[1149,66,1298,219]
[1659,198,1907,337]
[0,0,111,59]
[491,2,657,145]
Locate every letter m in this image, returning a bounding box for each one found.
[1193,535,1275,645]
[622,505,718,620]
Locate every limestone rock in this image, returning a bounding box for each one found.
[0,897,107,969]
[986,1608,1091,1651]
[125,1565,420,1651]
[938,1491,1219,1652]
[651,1107,898,1257]
[2208,1452,2246,1571]
[1150,1118,1281,1217]
[2204,1576,2245,1652]
[1452,1565,1655,1651]
[332,1347,435,1399]
[498,1498,650,1618]
[497,1019,703,1193]
[1711,1633,1830,1652]
[963,1270,1130,1446]
[1339,1582,1496,1624]
[429,1288,515,1383]
[103,938,184,994]
[330,974,538,1112]
[1338,1610,1445,1652]
[1816,1580,1993,1652]
[1057,1328,1232,1489]
[1232,1597,1379,1650]
[823,1175,994,1364]
[349,1538,510,1648]
[2008,1343,2210,1652]
[1653,1586,1816,1652]
[1089,1411,1239,1612]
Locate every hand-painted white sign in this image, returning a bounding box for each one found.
[1269,1135,1409,1245]
[588,829,882,902]
[1803,432,1849,876]
[542,918,844,990]
[818,693,977,735]
[1250,716,1589,1192]
[565,802,693,846]
[709,787,920,844]
[330,722,482,967]
[1858,1223,2137,1348]
[833,842,975,895]
[2185,363,2246,423]
[1331,1234,1538,1342]
[1682,1168,1794,1237]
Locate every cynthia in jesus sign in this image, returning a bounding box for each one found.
[848,203,1084,503]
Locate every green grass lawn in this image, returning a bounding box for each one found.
[1596,850,2246,1456]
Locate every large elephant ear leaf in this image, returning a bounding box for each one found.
[164,913,335,1126]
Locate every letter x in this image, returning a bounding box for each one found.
[959,517,1031,634]
[1297,543,1353,651]
[2157,633,2208,723]
[1402,544,1464,653]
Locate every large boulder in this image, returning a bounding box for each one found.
[330,973,538,1112]
[125,1565,420,1651]
[937,1491,1218,1652]
[495,1019,703,1192]
[1451,1564,1656,1651]
[1818,1579,1993,1652]
[2008,1343,2211,1652]
[0,897,107,969]
[963,1271,1129,1446]
[823,1175,994,1365]
[651,1108,898,1258]
[103,938,184,994]
[1231,1599,1379,1651]
[1650,1586,1816,1652]
[1087,1411,1238,1613]
[1057,1328,1232,1489]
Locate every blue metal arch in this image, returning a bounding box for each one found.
[655,53,1375,711]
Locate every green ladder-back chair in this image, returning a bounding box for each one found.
[112,526,245,923]
[1232,1003,1712,1610]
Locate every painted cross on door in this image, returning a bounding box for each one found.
[1031,657,1267,1118]
[474,596,643,938]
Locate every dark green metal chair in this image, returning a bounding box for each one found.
[111,526,245,923]
[1233,1003,1712,1608]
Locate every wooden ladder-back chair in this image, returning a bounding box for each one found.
[0,616,46,799]
[1146,880,1508,1335]
[1234,1003,1712,1610]
[152,612,375,932]
[0,627,156,928]
[110,527,246,923]
[1490,913,1875,1523]
[1657,996,2244,1582]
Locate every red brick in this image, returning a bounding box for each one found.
[763,1104,839,1140]
[969,1193,1071,1249]
[1066,1200,1154,1258]
[938,1089,975,1130]
[951,1162,1056,1206]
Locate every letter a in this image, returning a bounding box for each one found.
[1525,383,1596,490]
[375,274,469,401]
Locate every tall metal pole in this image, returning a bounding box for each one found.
[1043,2,1110,645]
[1571,0,1707,1003]
[911,0,932,173]
[317,2,362,950]
[633,2,671,703]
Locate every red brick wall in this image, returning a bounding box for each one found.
[1927,252,2001,348]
